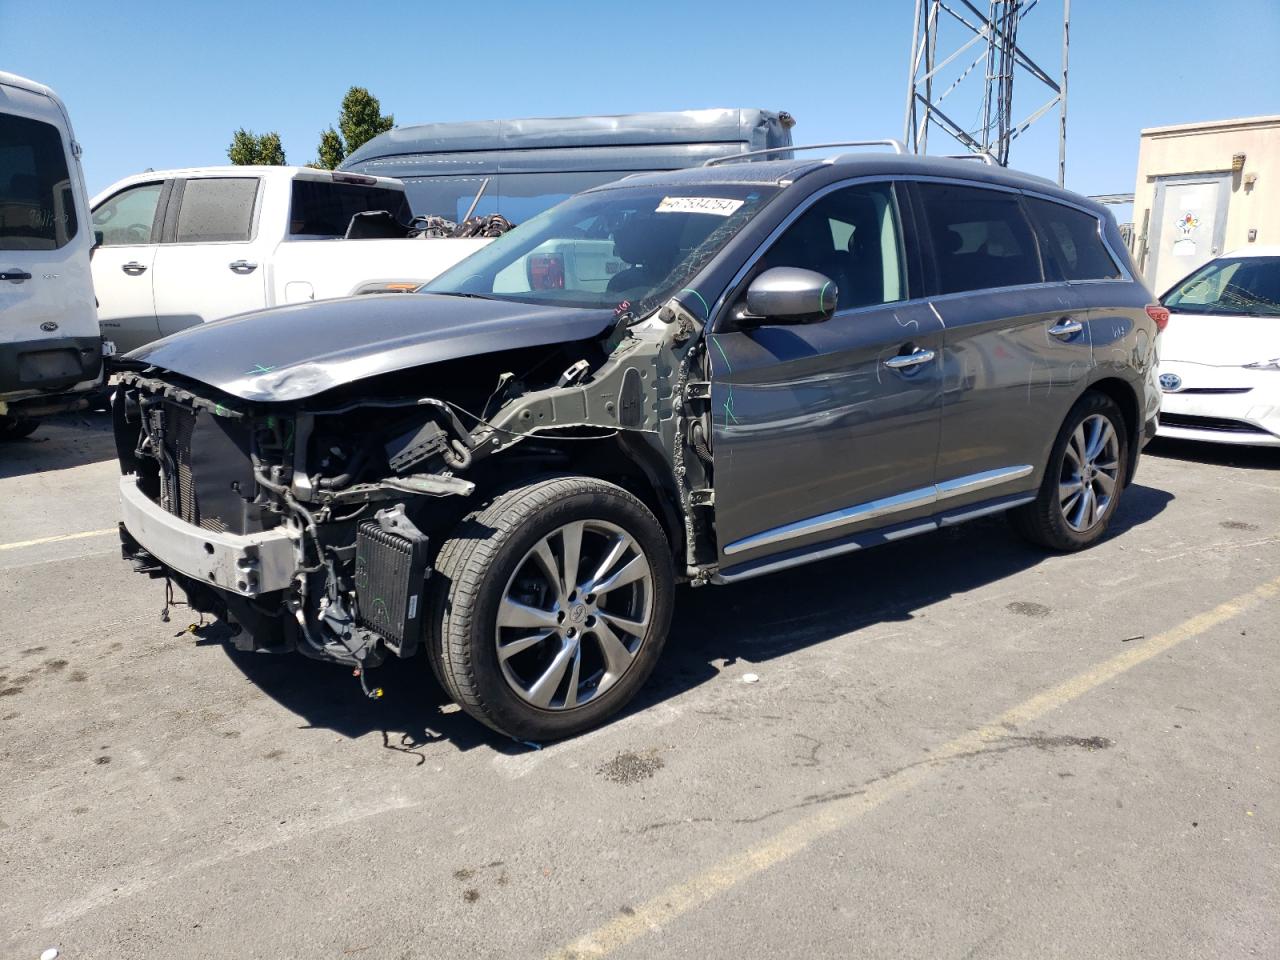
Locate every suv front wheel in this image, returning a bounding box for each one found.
[1011,391,1129,551]
[429,476,675,741]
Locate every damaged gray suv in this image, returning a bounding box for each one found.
[113,143,1162,740]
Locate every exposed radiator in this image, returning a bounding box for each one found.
[354,510,430,656]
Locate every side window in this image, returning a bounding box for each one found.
[91,182,162,246]
[174,178,258,243]
[917,183,1041,294]
[0,111,79,251]
[758,182,905,311]
[1025,197,1122,281]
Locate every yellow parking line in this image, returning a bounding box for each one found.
[550,574,1280,960]
[0,528,116,552]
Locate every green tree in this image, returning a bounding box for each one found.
[313,86,394,169]
[316,127,345,170]
[338,86,394,155]
[227,127,286,165]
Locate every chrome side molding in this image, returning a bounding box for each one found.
[723,465,1033,557]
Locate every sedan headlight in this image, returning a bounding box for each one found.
[1243,357,1280,371]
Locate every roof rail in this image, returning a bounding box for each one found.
[942,153,998,166]
[703,139,907,167]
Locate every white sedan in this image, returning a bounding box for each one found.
[1156,246,1280,446]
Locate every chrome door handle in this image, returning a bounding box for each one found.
[121,261,147,275]
[884,348,936,369]
[229,260,258,273]
[1048,318,1084,338]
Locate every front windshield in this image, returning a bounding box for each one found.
[1163,256,1280,317]
[422,184,780,316]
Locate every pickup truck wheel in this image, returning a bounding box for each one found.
[428,476,674,741]
[1010,391,1128,551]
[0,415,39,441]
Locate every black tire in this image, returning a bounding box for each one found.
[1010,391,1129,551]
[0,416,39,441]
[428,476,675,741]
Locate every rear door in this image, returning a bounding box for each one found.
[152,176,267,337]
[710,180,944,569]
[913,181,1092,505]
[90,179,167,351]
[0,83,96,352]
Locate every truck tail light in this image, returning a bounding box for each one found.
[527,253,565,290]
[1146,304,1170,332]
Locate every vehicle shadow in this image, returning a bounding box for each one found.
[629,480,1174,719]
[0,410,117,479]
[225,481,1173,757]
[1144,436,1280,470]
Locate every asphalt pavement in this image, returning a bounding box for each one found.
[1,412,1276,959]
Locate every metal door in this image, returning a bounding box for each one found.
[709,181,944,569]
[1148,173,1230,296]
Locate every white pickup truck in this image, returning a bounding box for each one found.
[90,166,491,352]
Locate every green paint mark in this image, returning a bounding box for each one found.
[680,288,709,319]
[709,337,740,425]
[214,403,227,417]
[246,364,275,375]
[819,281,833,314]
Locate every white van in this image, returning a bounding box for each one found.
[0,71,102,440]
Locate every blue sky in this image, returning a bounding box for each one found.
[5,0,1278,214]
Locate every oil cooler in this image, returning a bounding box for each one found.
[354,506,429,657]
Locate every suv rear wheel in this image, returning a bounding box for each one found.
[1011,391,1129,551]
[429,476,675,741]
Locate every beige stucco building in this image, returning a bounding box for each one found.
[1132,114,1279,294]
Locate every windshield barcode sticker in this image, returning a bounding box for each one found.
[656,196,744,217]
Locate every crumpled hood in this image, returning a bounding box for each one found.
[1162,310,1280,367]
[126,294,615,402]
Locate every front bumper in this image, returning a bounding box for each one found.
[119,476,298,595]
[1156,361,1280,447]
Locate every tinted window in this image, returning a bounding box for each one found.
[92,182,162,246]
[917,183,1041,294]
[0,112,78,251]
[1026,197,1121,281]
[758,183,906,311]
[174,178,258,243]
[289,180,411,236]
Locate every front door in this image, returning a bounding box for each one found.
[90,179,166,352]
[152,176,266,338]
[710,181,943,569]
[1148,173,1231,296]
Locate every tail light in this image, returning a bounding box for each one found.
[1145,304,1170,332]
[527,253,565,290]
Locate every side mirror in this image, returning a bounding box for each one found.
[743,267,837,324]
[91,230,104,259]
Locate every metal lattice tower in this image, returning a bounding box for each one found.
[903,0,1071,184]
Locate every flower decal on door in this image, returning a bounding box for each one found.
[1175,211,1200,236]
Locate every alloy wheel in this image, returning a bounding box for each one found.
[1059,413,1120,532]
[495,520,654,710]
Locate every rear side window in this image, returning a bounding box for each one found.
[92,182,162,246]
[917,183,1041,294]
[289,180,411,236]
[1025,197,1121,281]
[0,112,79,251]
[174,177,258,243]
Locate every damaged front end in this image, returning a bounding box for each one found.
[112,297,717,685]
